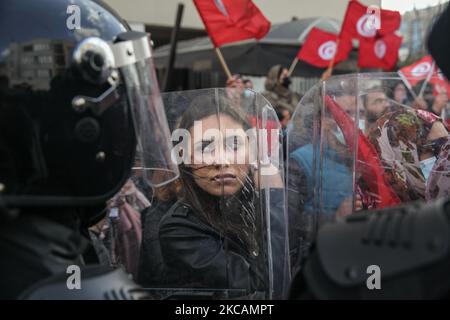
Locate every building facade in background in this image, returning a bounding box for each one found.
[1,40,73,91]
[399,2,448,65]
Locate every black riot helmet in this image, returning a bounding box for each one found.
[0,0,178,214]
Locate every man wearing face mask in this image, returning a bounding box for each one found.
[327,85,365,144]
[262,65,301,113]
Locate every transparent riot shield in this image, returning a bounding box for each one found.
[118,40,179,188]
[98,88,290,299]
[287,73,450,273]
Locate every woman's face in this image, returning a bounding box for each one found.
[420,121,449,160]
[187,114,250,197]
[394,84,407,103]
[278,68,290,84]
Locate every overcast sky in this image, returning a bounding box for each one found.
[383,0,448,13]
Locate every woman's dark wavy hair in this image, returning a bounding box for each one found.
[176,91,260,255]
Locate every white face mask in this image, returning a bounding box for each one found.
[358,119,366,132]
[420,156,437,182]
[335,127,346,145]
[334,120,364,145]
[243,90,253,98]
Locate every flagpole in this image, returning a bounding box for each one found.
[398,71,418,100]
[215,47,233,80]
[321,55,336,81]
[288,57,299,76]
[321,39,340,81]
[418,61,436,98]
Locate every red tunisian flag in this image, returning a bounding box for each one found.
[324,95,401,208]
[429,71,450,98]
[398,55,437,87]
[297,28,353,68]
[193,0,271,48]
[358,33,402,70]
[340,0,401,39]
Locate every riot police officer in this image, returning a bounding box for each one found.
[0,0,177,299]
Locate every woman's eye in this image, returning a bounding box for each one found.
[227,136,244,150]
[196,141,213,153]
[206,142,220,155]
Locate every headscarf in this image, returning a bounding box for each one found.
[368,108,442,202]
[262,65,300,112]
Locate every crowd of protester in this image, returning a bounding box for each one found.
[91,64,449,297]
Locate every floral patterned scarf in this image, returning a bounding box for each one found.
[368,108,438,202]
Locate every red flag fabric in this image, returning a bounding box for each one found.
[249,117,278,155]
[324,95,401,208]
[399,55,436,87]
[193,0,271,48]
[340,0,401,39]
[430,71,450,98]
[358,33,402,70]
[297,28,353,68]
